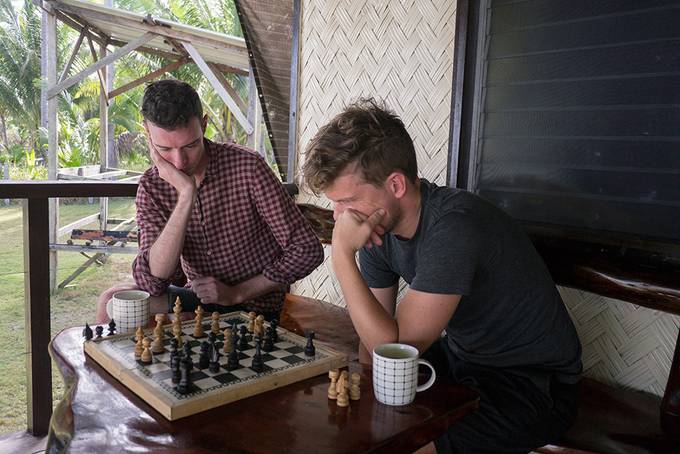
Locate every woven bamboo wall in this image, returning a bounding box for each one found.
[290,0,679,397]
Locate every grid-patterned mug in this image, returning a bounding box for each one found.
[105,290,150,334]
[372,343,436,406]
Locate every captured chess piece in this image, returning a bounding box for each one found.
[95,325,104,339]
[141,337,153,364]
[193,305,204,337]
[328,369,339,400]
[336,370,350,407]
[83,323,93,341]
[134,326,144,358]
[350,372,361,400]
[211,311,220,334]
[304,331,316,356]
[107,319,116,336]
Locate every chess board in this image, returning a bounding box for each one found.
[84,312,348,420]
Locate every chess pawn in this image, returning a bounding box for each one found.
[141,337,153,364]
[134,326,144,358]
[211,312,221,334]
[328,369,339,400]
[223,327,233,354]
[336,371,349,398]
[173,297,183,319]
[152,323,164,354]
[194,306,204,337]
[350,372,361,400]
[173,322,183,348]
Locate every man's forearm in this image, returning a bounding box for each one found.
[148,192,194,279]
[233,274,286,304]
[333,252,398,354]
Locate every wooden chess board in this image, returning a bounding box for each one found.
[83,311,348,420]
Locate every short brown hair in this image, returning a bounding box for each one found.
[303,98,417,194]
[141,80,203,129]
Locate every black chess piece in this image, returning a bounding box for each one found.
[238,327,249,351]
[227,331,240,370]
[82,323,93,341]
[198,341,210,369]
[270,319,279,343]
[107,319,116,336]
[170,338,181,383]
[95,326,104,339]
[250,339,264,373]
[263,328,274,352]
[183,342,194,372]
[304,331,316,356]
[177,357,192,394]
[209,344,221,373]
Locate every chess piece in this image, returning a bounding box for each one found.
[82,323,93,341]
[226,331,240,370]
[107,319,116,336]
[95,326,104,339]
[177,357,192,395]
[350,373,361,400]
[328,369,339,400]
[209,344,221,373]
[193,305,204,337]
[304,331,316,356]
[134,326,144,358]
[336,371,350,407]
[173,322,183,348]
[270,319,279,343]
[173,296,183,318]
[254,315,265,338]
[263,328,274,352]
[198,341,210,369]
[251,339,264,373]
[211,311,220,334]
[238,326,249,351]
[152,314,165,353]
[170,338,180,383]
[222,328,233,354]
[247,311,256,333]
[141,337,153,364]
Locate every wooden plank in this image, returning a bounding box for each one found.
[23,199,52,435]
[206,62,247,113]
[0,181,138,198]
[58,28,85,83]
[108,58,187,99]
[182,42,253,134]
[57,212,100,237]
[47,32,156,98]
[286,0,301,183]
[50,244,138,254]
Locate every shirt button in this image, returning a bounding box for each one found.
[206,250,213,256]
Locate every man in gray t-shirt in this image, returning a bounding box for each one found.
[303,98,582,454]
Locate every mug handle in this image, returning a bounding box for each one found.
[416,359,437,393]
[106,298,114,319]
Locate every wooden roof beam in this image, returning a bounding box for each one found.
[108,58,188,99]
[182,42,252,134]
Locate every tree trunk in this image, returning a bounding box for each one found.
[0,113,8,152]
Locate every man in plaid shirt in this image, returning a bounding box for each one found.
[95,80,323,322]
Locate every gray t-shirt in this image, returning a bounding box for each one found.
[360,179,582,388]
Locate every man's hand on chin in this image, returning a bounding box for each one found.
[332,208,385,257]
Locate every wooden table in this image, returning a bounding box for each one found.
[47,295,479,453]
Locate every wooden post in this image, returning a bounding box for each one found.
[23,198,52,435]
[99,36,109,233]
[105,0,117,170]
[246,71,257,149]
[43,2,59,293]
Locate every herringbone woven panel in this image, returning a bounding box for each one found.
[292,0,457,305]
[560,287,680,396]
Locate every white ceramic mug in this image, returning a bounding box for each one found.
[372,343,436,406]
[105,290,150,334]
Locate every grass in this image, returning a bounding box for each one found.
[0,198,137,435]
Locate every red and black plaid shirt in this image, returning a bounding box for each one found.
[132,139,323,313]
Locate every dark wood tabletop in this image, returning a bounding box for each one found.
[47,295,479,453]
